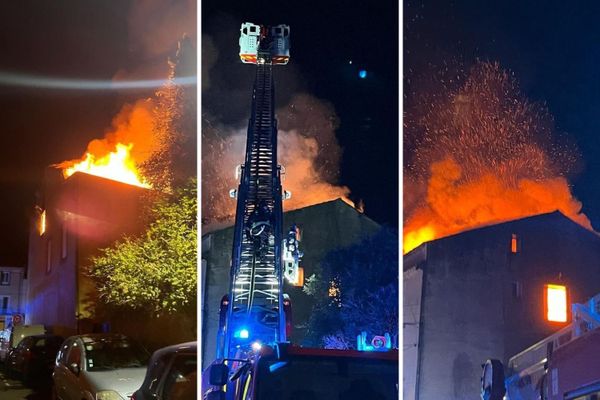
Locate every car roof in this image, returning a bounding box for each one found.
[65,333,130,343]
[151,341,197,359]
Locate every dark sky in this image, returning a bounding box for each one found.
[0,1,194,265]
[202,1,399,229]
[405,1,600,229]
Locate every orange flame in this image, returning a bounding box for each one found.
[403,158,591,254]
[61,143,151,188]
[404,62,592,254]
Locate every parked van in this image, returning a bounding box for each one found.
[0,324,45,362]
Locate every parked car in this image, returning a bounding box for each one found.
[132,341,196,400]
[52,333,150,400]
[0,324,45,363]
[5,334,63,385]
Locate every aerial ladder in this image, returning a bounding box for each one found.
[214,22,300,363]
[202,23,398,400]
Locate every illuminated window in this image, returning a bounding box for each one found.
[328,279,341,307]
[291,267,304,287]
[511,233,518,253]
[545,284,568,322]
[39,210,47,236]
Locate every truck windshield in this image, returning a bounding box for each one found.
[256,355,398,400]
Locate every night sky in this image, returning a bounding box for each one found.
[202,1,399,229]
[405,1,600,229]
[0,1,194,265]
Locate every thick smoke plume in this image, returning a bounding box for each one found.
[202,94,349,226]
[59,1,196,182]
[202,25,350,228]
[404,61,590,253]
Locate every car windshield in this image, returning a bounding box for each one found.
[256,355,398,400]
[84,338,149,371]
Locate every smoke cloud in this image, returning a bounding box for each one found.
[201,20,350,228]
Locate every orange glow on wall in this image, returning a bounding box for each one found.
[511,234,518,253]
[292,267,304,287]
[545,284,567,322]
[39,210,46,236]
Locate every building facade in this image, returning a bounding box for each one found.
[201,199,381,367]
[25,168,146,337]
[0,266,27,330]
[404,211,600,400]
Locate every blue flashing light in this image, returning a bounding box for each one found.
[234,328,250,339]
[269,361,288,373]
[359,70,367,79]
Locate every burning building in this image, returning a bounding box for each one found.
[404,211,600,400]
[25,167,147,337]
[201,198,380,367]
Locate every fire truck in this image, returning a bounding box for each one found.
[202,22,398,400]
[481,291,600,400]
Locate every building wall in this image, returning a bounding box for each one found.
[201,199,380,367]
[0,266,26,330]
[405,212,600,400]
[26,169,146,336]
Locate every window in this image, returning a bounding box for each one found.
[0,272,10,286]
[511,233,518,253]
[61,224,67,259]
[512,281,522,299]
[39,209,46,236]
[66,342,82,368]
[545,284,568,322]
[162,354,197,400]
[1,296,8,312]
[46,240,52,274]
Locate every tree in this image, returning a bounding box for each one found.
[303,227,399,348]
[142,36,197,192]
[88,180,197,316]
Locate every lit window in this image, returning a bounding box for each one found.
[545,284,567,322]
[291,267,304,287]
[39,210,47,236]
[511,233,518,253]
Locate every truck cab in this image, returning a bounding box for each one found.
[203,344,399,400]
[482,292,600,400]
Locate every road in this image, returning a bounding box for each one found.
[0,369,51,400]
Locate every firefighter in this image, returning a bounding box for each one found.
[247,201,273,259]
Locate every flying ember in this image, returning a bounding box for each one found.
[60,143,151,188]
[403,61,591,254]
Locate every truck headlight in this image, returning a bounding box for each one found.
[96,391,124,400]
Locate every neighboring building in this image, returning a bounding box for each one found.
[404,211,600,400]
[201,198,381,367]
[0,266,27,330]
[25,168,147,337]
